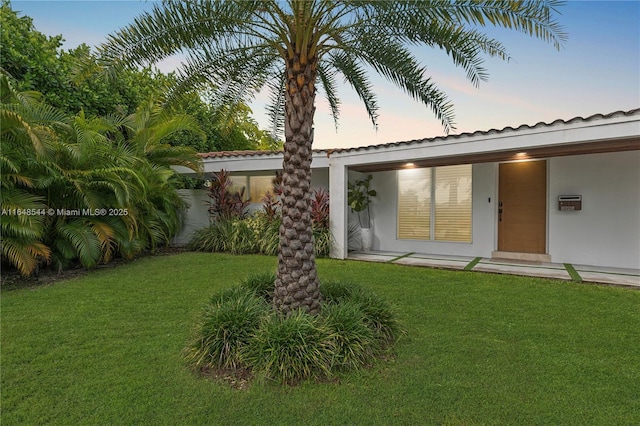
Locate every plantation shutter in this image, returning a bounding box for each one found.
[397,168,431,240]
[434,165,472,242]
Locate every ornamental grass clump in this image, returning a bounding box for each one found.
[185,275,402,386]
[240,272,276,303]
[184,286,269,371]
[320,301,375,371]
[244,310,335,385]
[186,221,234,253]
[320,280,403,346]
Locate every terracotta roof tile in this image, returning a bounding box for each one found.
[197,109,640,159]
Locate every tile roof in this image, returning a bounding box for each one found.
[198,150,283,159]
[197,109,640,159]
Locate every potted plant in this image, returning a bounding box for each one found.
[348,174,377,251]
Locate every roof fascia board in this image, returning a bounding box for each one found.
[329,115,640,167]
[202,152,330,173]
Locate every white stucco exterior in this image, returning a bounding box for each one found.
[548,151,640,268]
[173,189,209,245]
[177,109,640,269]
[359,163,497,258]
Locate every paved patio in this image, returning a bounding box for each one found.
[347,251,640,288]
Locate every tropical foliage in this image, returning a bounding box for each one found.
[348,175,377,228]
[187,214,333,258]
[98,0,566,315]
[0,73,202,275]
[0,1,281,153]
[189,174,332,257]
[206,169,250,221]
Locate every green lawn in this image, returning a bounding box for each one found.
[2,253,639,425]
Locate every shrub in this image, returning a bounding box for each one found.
[310,188,330,229]
[185,277,402,386]
[258,218,280,255]
[188,214,333,257]
[320,301,375,371]
[245,310,335,384]
[207,169,249,221]
[348,286,402,346]
[228,220,258,254]
[240,272,275,303]
[320,280,402,347]
[186,221,233,252]
[245,213,279,255]
[261,191,280,220]
[184,286,269,370]
[319,279,356,303]
[313,225,334,257]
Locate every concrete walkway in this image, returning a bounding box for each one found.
[347,251,640,288]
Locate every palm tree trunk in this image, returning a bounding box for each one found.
[273,52,321,315]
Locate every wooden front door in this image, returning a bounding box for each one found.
[498,160,547,254]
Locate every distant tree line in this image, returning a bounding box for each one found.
[0,1,281,153]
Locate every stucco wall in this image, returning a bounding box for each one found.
[354,163,497,257]
[173,169,331,246]
[548,151,640,269]
[173,189,210,245]
[176,148,640,270]
[311,167,329,190]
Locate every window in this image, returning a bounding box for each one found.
[434,165,472,242]
[248,176,274,203]
[398,165,472,242]
[398,168,431,240]
[228,175,275,203]
[228,175,247,199]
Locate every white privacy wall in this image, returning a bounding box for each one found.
[548,151,640,269]
[359,163,497,257]
[173,189,210,245]
[173,168,331,246]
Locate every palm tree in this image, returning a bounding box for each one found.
[118,100,204,251]
[45,102,203,269]
[1,68,203,274]
[98,0,565,314]
[0,73,67,275]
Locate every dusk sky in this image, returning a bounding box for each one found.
[11,0,640,149]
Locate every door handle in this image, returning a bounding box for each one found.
[498,201,503,222]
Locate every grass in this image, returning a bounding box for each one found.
[2,252,640,425]
[564,263,583,282]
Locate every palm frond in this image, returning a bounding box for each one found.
[326,51,379,129]
[96,0,566,138]
[317,63,341,131]
[265,71,286,138]
[58,219,102,268]
[344,32,455,133]
[0,238,51,276]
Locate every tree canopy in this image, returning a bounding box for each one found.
[0,1,281,152]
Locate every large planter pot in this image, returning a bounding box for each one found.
[360,228,373,252]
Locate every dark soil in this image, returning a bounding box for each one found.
[1,246,188,291]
